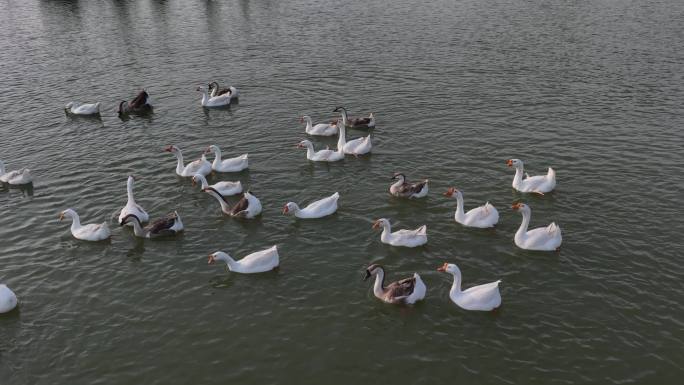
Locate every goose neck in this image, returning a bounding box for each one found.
[449,271,463,296]
[373,269,386,298]
[515,208,531,241]
[337,124,347,150]
[454,193,465,222]
[512,165,524,188]
[126,178,136,204]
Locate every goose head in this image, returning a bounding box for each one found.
[282,202,298,215]
[191,174,204,186]
[208,251,230,265]
[372,218,389,230]
[119,213,141,226]
[58,209,74,221]
[332,106,347,113]
[443,187,462,198]
[511,202,529,213]
[507,158,523,168]
[297,140,313,149]
[363,263,384,281]
[391,172,405,182]
[163,145,180,153]
[437,262,461,275]
[204,145,218,154]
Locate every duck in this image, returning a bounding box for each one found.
[372,218,427,247]
[197,85,232,107]
[300,115,338,136]
[333,106,375,128]
[120,212,184,238]
[209,81,239,99]
[283,192,339,219]
[437,263,502,311]
[192,174,242,196]
[204,145,248,172]
[118,89,152,115]
[297,140,344,162]
[59,209,111,241]
[118,176,149,226]
[65,101,101,115]
[0,284,18,314]
[511,202,562,251]
[389,173,428,198]
[443,187,498,228]
[506,158,556,194]
[337,123,372,156]
[203,189,262,218]
[208,245,279,274]
[164,145,212,177]
[363,264,426,305]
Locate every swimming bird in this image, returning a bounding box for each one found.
[118,89,152,114]
[120,212,184,238]
[203,189,262,218]
[208,245,279,274]
[297,140,344,162]
[363,264,426,305]
[337,123,372,156]
[204,145,248,172]
[192,174,242,196]
[437,262,501,311]
[372,218,427,247]
[6,169,33,186]
[282,192,339,219]
[59,209,111,241]
[197,85,232,107]
[506,158,556,194]
[65,101,101,115]
[164,145,212,177]
[389,173,428,198]
[300,115,338,136]
[0,284,18,314]
[118,176,149,226]
[333,107,375,129]
[511,202,562,251]
[208,81,239,98]
[443,187,498,228]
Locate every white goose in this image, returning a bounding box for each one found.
[204,189,262,218]
[197,85,232,107]
[363,264,426,305]
[0,161,18,183]
[208,245,279,274]
[437,263,502,311]
[511,202,562,251]
[372,218,427,247]
[192,174,242,196]
[120,212,184,238]
[301,115,338,136]
[506,159,556,194]
[0,284,18,314]
[297,140,344,162]
[283,192,339,219]
[164,145,212,177]
[337,124,372,156]
[443,187,499,228]
[205,145,248,172]
[65,102,101,115]
[7,169,33,186]
[118,176,149,226]
[59,209,111,241]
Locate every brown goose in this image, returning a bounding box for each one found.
[333,107,375,129]
[120,212,184,238]
[203,188,263,219]
[364,264,426,305]
[389,173,429,198]
[208,81,239,98]
[118,89,152,114]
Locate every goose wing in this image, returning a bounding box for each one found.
[385,276,417,303]
[230,195,250,216]
[145,213,177,235]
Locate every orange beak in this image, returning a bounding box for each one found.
[443,187,455,197]
[437,263,448,272]
[163,145,173,152]
[299,117,304,123]
[282,205,289,214]
[511,203,522,210]
[191,178,196,186]
[372,220,380,229]
[58,212,64,221]
[207,255,215,265]
[506,159,513,167]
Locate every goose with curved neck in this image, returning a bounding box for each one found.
[0,284,18,314]
[336,124,372,155]
[208,246,279,274]
[282,192,339,219]
[59,208,111,241]
[192,174,242,196]
[120,212,184,238]
[65,101,101,115]
[333,106,375,128]
[205,145,248,172]
[197,85,232,107]
[208,81,239,98]
[164,145,212,177]
[389,173,428,198]
[118,90,152,115]
[443,187,498,228]
[511,202,562,250]
[203,188,262,218]
[301,115,338,136]
[363,264,426,304]
[506,158,556,194]
[119,176,149,226]
[297,140,344,162]
[437,262,501,311]
[372,218,427,247]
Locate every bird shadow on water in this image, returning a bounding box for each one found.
[5,183,34,197]
[125,239,146,261]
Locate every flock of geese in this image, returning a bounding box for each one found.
[0,84,563,315]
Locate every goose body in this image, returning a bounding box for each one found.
[372,218,427,247]
[192,174,242,196]
[121,212,184,238]
[0,284,18,314]
[297,140,344,162]
[444,187,498,228]
[337,124,371,155]
[334,107,375,129]
[164,145,212,177]
[283,192,339,219]
[205,145,248,172]
[118,90,152,114]
[507,159,556,194]
[0,161,14,183]
[198,85,233,107]
[118,176,149,226]
[65,102,101,115]
[301,115,338,136]
[389,173,428,198]
[59,209,111,241]
[204,189,262,218]
[512,203,562,251]
[438,263,501,311]
[7,169,33,185]
[208,245,279,274]
[209,81,239,98]
[364,264,426,305]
